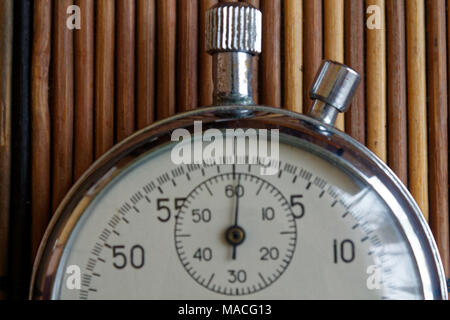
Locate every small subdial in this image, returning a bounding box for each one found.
[174,171,298,296]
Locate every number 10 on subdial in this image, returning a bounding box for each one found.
[175,173,302,296]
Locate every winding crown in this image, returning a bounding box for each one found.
[206,3,262,55]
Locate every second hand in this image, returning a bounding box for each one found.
[225,165,246,260]
[232,165,240,259]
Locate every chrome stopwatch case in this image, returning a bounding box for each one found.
[31,3,447,300]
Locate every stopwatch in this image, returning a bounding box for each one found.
[31,3,447,300]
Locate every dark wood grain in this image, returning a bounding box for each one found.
[0,0,13,300]
[137,0,156,129]
[199,0,218,107]
[177,0,198,112]
[95,0,115,158]
[116,0,135,142]
[9,0,33,300]
[303,0,323,113]
[260,0,282,108]
[52,0,74,211]
[386,0,408,185]
[31,0,52,264]
[74,0,94,180]
[156,0,177,120]
[344,0,365,144]
[426,0,449,276]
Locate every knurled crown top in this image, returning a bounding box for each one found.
[206,2,262,55]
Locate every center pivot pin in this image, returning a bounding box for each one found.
[225,226,246,246]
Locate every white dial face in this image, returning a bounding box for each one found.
[55,137,424,300]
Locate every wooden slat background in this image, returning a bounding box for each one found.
[0,0,14,301]
[3,0,450,298]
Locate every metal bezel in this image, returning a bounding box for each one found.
[30,105,448,300]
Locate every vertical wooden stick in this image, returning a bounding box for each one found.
[9,0,32,299]
[260,0,282,108]
[284,0,302,113]
[406,0,429,219]
[243,0,260,104]
[74,0,94,181]
[243,0,260,9]
[386,0,408,185]
[324,0,345,130]
[199,0,218,107]
[303,0,323,114]
[366,0,387,162]
[116,0,135,142]
[136,0,156,129]
[178,0,199,112]
[52,0,74,211]
[426,0,449,275]
[95,0,115,158]
[156,0,177,120]
[344,0,365,144]
[0,0,13,299]
[31,0,52,263]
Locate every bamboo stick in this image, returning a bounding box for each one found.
[303,0,323,114]
[386,0,408,185]
[446,0,450,276]
[406,0,429,219]
[426,0,449,275]
[324,0,345,130]
[344,0,365,144]
[116,0,135,142]
[31,0,52,263]
[177,0,198,112]
[74,0,94,181]
[52,0,74,211]
[136,0,156,129]
[366,0,387,162]
[95,0,115,158]
[199,0,218,107]
[260,0,282,108]
[284,0,302,113]
[156,0,177,120]
[244,0,260,104]
[0,0,13,300]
